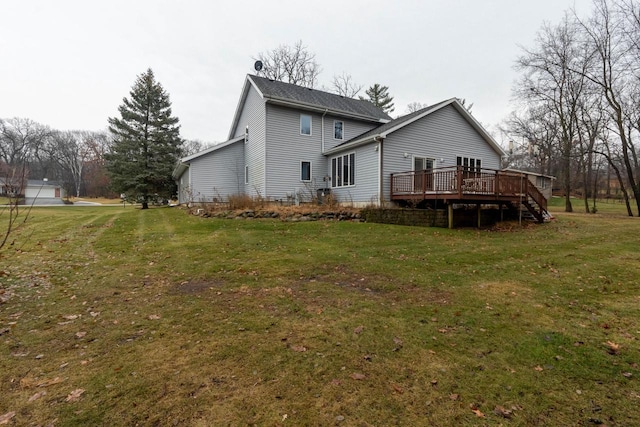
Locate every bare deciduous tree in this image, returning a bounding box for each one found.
[331,73,362,97]
[181,139,207,157]
[514,14,590,212]
[406,102,427,113]
[254,41,321,88]
[575,0,640,215]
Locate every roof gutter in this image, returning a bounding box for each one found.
[264,97,390,124]
[323,134,380,156]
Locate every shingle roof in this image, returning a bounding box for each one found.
[249,75,392,121]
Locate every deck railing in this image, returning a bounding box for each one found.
[390,166,547,212]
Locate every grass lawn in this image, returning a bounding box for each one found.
[1,203,639,426]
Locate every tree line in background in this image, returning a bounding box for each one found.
[0,71,205,205]
[5,6,639,215]
[0,119,113,199]
[504,0,640,216]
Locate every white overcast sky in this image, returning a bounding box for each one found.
[1,0,593,144]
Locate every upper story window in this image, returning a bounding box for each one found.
[300,114,312,135]
[334,121,344,140]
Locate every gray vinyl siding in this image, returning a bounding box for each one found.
[322,116,379,152]
[328,143,379,204]
[189,140,244,201]
[232,85,266,196]
[263,105,382,200]
[382,105,502,201]
[177,169,190,204]
[265,104,329,200]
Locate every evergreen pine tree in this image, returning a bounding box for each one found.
[106,69,183,209]
[360,83,395,114]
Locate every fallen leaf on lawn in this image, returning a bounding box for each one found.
[75,332,87,338]
[148,314,161,320]
[392,336,403,351]
[330,379,341,386]
[62,315,79,320]
[353,325,364,334]
[28,391,47,402]
[89,312,100,317]
[350,373,366,380]
[65,388,85,402]
[494,405,513,419]
[534,365,544,371]
[391,383,404,394]
[450,393,459,401]
[19,376,56,389]
[0,411,16,425]
[606,341,620,355]
[291,345,307,352]
[431,379,438,386]
[471,408,485,418]
[622,372,633,378]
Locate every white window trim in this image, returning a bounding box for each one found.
[456,156,483,171]
[412,156,435,171]
[300,114,312,136]
[300,160,312,182]
[333,120,344,140]
[331,152,356,188]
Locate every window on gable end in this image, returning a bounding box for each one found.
[334,120,343,140]
[300,114,312,135]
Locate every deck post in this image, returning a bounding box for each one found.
[477,203,481,228]
[448,203,453,229]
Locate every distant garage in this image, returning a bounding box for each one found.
[24,179,66,199]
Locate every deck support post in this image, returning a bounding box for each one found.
[448,203,453,229]
[477,203,481,228]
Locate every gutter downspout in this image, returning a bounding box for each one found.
[321,109,328,154]
[374,136,383,206]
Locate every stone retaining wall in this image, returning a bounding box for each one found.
[196,209,363,222]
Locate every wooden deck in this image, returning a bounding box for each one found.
[390,166,548,222]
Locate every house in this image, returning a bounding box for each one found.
[504,169,556,200]
[25,180,66,201]
[174,75,549,223]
